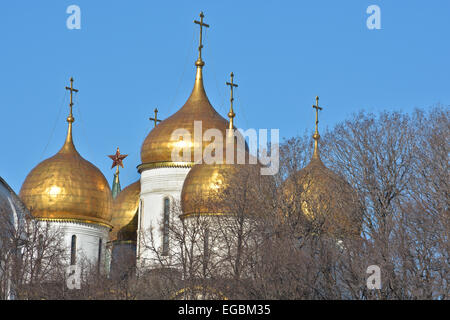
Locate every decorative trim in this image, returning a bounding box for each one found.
[36,217,113,230]
[179,212,233,219]
[137,161,194,172]
[112,240,137,245]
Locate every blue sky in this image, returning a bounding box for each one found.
[1,0,449,192]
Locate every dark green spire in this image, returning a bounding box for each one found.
[111,168,121,199]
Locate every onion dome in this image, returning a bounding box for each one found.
[110,180,140,242]
[282,97,360,237]
[139,12,229,171]
[139,65,229,170]
[19,78,113,227]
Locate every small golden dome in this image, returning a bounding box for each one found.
[19,120,113,227]
[181,155,263,218]
[139,65,229,169]
[181,163,237,217]
[110,180,140,241]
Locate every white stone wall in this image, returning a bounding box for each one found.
[48,221,110,272]
[137,167,190,266]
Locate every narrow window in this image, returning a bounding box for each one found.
[98,238,102,272]
[162,198,170,256]
[203,227,210,273]
[70,235,77,265]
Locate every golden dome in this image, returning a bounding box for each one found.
[282,100,361,237]
[110,180,140,241]
[181,155,264,218]
[282,156,360,236]
[181,163,237,217]
[19,116,113,227]
[139,65,229,170]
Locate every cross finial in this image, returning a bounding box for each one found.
[226,72,238,130]
[149,108,162,127]
[65,77,78,123]
[311,96,323,160]
[312,96,323,135]
[194,11,210,66]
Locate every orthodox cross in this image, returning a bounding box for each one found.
[312,96,323,134]
[108,147,128,174]
[65,77,78,121]
[149,108,162,127]
[226,72,238,129]
[194,12,209,62]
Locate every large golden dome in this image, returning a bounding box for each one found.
[139,64,229,170]
[110,180,140,241]
[19,114,113,227]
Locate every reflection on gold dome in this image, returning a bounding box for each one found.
[19,79,112,227]
[181,163,237,217]
[110,180,140,241]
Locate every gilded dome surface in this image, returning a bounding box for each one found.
[282,146,360,236]
[110,180,140,241]
[181,156,263,218]
[140,66,229,168]
[181,163,237,217]
[19,122,113,226]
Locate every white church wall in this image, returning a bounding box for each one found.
[45,221,110,272]
[137,166,191,267]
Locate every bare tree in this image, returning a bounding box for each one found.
[0,211,67,300]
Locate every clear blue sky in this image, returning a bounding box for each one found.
[1,0,449,192]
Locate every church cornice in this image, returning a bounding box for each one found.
[35,217,113,230]
[137,161,195,173]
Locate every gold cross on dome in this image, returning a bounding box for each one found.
[226,72,238,129]
[65,77,78,121]
[149,108,162,127]
[312,96,323,133]
[194,11,210,62]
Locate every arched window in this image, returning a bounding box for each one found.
[70,235,77,265]
[162,197,170,256]
[98,238,102,272]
